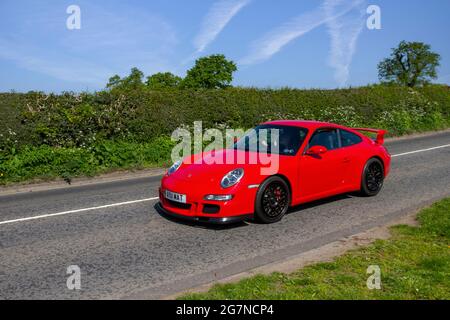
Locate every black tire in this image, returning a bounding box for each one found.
[360,158,384,197]
[254,176,291,224]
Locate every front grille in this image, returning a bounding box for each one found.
[167,199,192,210]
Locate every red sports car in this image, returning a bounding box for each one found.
[158,120,391,224]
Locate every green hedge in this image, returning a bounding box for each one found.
[0,84,449,184]
[1,85,450,152]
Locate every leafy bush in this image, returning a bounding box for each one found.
[2,85,449,154]
[146,72,182,89]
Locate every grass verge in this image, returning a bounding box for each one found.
[180,198,450,300]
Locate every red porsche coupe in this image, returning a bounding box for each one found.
[158,120,391,224]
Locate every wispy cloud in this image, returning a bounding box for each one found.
[0,1,178,91]
[324,0,366,86]
[239,0,365,86]
[0,38,112,85]
[239,6,328,65]
[194,0,251,53]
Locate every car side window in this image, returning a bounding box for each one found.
[340,129,362,147]
[308,128,339,151]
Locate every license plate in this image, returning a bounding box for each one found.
[164,190,187,204]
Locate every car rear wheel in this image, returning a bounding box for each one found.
[360,158,384,197]
[254,176,290,223]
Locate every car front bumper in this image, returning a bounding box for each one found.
[158,175,258,223]
[155,202,252,225]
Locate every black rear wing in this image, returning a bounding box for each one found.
[353,128,387,145]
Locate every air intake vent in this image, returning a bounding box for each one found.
[202,204,220,214]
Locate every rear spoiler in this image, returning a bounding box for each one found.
[353,128,387,145]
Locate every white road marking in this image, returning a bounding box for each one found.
[391,144,450,157]
[0,197,159,226]
[0,143,449,226]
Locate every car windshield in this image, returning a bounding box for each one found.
[234,125,308,156]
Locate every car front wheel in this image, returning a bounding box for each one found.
[254,176,290,223]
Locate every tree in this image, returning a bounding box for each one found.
[182,54,237,89]
[378,41,440,87]
[146,72,182,89]
[106,75,121,89]
[120,67,145,89]
[106,68,145,90]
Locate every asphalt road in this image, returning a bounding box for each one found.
[0,131,449,299]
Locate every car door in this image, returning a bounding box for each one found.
[338,129,364,188]
[298,127,348,201]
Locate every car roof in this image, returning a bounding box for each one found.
[262,120,341,130]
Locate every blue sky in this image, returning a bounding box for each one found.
[1,0,450,92]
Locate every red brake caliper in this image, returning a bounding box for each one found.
[274,188,281,201]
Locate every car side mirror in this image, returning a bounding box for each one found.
[305,145,328,156]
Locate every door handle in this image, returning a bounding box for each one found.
[343,157,351,163]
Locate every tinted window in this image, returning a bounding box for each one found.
[234,125,308,156]
[340,130,362,147]
[308,128,339,150]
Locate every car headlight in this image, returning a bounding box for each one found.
[221,168,244,189]
[167,160,182,176]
